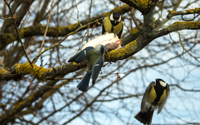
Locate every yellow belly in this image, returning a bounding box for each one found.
[103,17,123,35]
[158,90,166,104]
[148,87,166,104]
[113,23,123,34]
[148,87,156,103]
[103,17,112,32]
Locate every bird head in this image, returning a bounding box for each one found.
[156,79,167,87]
[95,44,108,56]
[109,12,121,26]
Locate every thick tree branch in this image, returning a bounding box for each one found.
[120,0,158,14]
[106,33,153,62]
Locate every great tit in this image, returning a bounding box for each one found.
[134,79,170,125]
[102,12,123,38]
[68,44,108,92]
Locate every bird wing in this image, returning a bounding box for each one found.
[68,47,94,63]
[91,56,103,85]
[141,82,154,112]
[157,84,170,114]
[102,20,106,35]
[102,17,112,34]
[117,22,123,38]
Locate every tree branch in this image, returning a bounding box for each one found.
[171,84,200,92]
[167,8,200,19]
[120,0,158,14]
[152,21,200,39]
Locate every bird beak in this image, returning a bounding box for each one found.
[114,20,117,24]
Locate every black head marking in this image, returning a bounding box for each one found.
[112,12,121,20]
[156,79,167,87]
[110,12,121,26]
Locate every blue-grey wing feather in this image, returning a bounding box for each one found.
[68,47,94,63]
[92,56,103,85]
[77,71,91,92]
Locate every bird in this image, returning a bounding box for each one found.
[102,12,123,38]
[68,44,108,92]
[134,79,170,125]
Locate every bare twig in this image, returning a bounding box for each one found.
[36,0,55,63]
[4,0,33,67]
[131,8,141,31]
[177,31,200,62]
[181,13,199,21]
[171,84,200,92]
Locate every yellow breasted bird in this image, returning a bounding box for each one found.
[102,12,123,38]
[134,79,170,125]
[68,44,108,92]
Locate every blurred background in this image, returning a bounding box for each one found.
[0,0,200,124]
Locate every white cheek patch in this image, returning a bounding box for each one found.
[84,50,86,56]
[110,14,114,21]
[94,64,100,67]
[118,16,121,22]
[160,81,167,87]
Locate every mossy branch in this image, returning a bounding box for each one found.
[167,8,200,19]
[153,21,200,39]
[120,0,158,14]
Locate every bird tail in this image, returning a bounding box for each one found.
[77,72,91,92]
[134,110,154,125]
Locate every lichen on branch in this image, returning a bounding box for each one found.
[106,40,138,62]
[120,0,158,14]
[167,8,200,19]
[11,62,53,78]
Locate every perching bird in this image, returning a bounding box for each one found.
[68,44,108,92]
[102,12,123,38]
[134,79,170,125]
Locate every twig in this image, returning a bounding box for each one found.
[55,77,83,80]
[181,13,199,21]
[4,0,33,67]
[177,31,200,62]
[171,84,200,92]
[77,30,88,52]
[131,8,141,31]
[36,0,55,63]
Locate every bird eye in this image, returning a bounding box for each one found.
[110,14,114,21]
[118,16,121,22]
